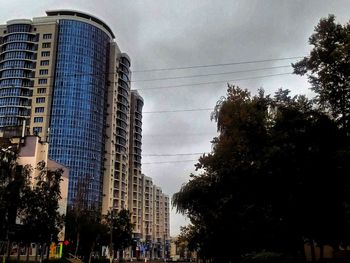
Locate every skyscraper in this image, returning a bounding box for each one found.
[0,10,131,209]
[0,11,170,249]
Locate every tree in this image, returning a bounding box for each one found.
[106,209,134,259]
[64,176,110,262]
[0,140,31,260]
[176,225,197,259]
[293,15,350,132]
[1,140,65,262]
[65,209,107,262]
[173,85,350,262]
[19,161,65,261]
[64,177,94,259]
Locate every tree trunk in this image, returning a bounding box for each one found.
[35,243,38,263]
[298,238,307,263]
[16,243,21,262]
[46,243,50,261]
[75,231,80,257]
[39,243,44,263]
[6,240,11,260]
[319,244,324,262]
[310,240,316,262]
[26,243,30,263]
[88,241,95,263]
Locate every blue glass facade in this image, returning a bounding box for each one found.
[48,19,110,208]
[0,23,36,129]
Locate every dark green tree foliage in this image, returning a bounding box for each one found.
[1,142,64,261]
[65,208,133,260]
[19,161,64,245]
[65,209,107,261]
[0,140,30,241]
[173,85,350,262]
[108,209,134,252]
[64,177,110,261]
[176,225,197,259]
[64,178,94,258]
[293,15,350,131]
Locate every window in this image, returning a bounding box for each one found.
[35,107,44,113]
[36,97,45,103]
[34,117,43,123]
[42,42,51,48]
[39,69,48,75]
[33,127,42,134]
[43,33,52,39]
[37,88,46,94]
[41,51,50,57]
[38,78,47,84]
[40,60,49,66]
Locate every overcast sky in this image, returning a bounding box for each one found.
[1,0,349,236]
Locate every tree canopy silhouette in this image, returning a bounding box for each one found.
[173,85,350,262]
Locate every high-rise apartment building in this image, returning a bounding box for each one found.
[152,186,170,258]
[102,42,132,215]
[142,175,154,242]
[0,10,130,209]
[0,11,170,251]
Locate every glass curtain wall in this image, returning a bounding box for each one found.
[49,19,110,209]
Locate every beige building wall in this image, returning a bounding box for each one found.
[142,175,154,241]
[128,91,143,236]
[102,42,121,215]
[29,20,58,141]
[151,186,170,258]
[102,47,132,215]
[153,186,162,243]
[163,195,170,240]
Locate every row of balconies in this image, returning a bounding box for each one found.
[118,86,129,99]
[119,64,130,77]
[0,35,39,45]
[0,63,35,71]
[0,71,35,79]
[0,44,37,54]
[0,90,32,97]
[118,79,129,92]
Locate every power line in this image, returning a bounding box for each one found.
[143,132,216,137]
[132,56,304,73]
[0,63,294,82]
[143,152,207,157]
[17,107,215,120]
[142,159,198,165]
[0,71,293,96]
[132,65,292,82]
[137,72,293,91]
[143,108,213,114]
